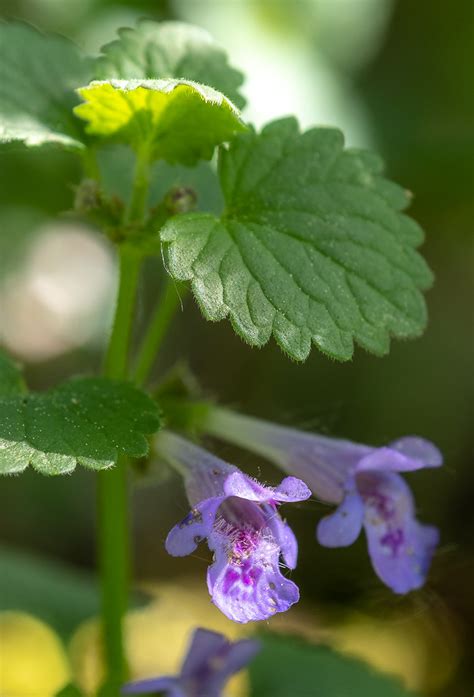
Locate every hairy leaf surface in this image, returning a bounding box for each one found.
[0,377,160,475]
[161,118,433,361]
[95,20,245,109]
[74,78,245,165]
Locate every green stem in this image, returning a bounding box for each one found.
[97,149,149,691]
[125,150,151,225]
[133,280,184,386]
[103,248,141,380]
[81,147,101,182]
[98,247,140,692]
[97,459,129,692]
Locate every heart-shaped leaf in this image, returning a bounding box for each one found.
[161,118,433,361]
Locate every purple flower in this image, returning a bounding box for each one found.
[157,431,311,623]
[206,409,442,594]
[122,627,260,696]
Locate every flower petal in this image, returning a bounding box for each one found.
[223,471,310,504]
[263,505,298,568]
[223,471,275,501]
[180,628,229,678]
[317,489,364,547]
[359,470,439,593]
[389,436,443,468]
[357,438,442,474]
[165,497,225,556]
[273,476,312,502]
[366,519,439,594]
[206,638,261,694]
[207,544,299,623]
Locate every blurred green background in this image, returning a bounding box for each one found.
[0,1,473,696]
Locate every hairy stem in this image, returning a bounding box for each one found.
[133,279,184,386]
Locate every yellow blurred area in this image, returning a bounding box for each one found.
[0,585,460,696]
[325,604,460,693]
[70,582,251,695]
[70,579,460,695]
[0,612,70,697]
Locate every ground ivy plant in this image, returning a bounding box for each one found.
[0,19,438,697]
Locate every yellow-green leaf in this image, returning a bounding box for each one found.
[74,78,246,166]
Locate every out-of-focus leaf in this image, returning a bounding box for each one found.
[0,349,26,396]
[0,207,46,280]
[96,20,246,109]
[162,117,433,361]
[74,79,246,166]
[0,21,90,149]
[0,377,160,475]
[0,547,98,640]
[249,634,419,697]
[55,684,84,697]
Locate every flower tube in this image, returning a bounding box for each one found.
[206,408,442,594]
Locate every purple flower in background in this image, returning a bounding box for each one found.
[206,409,442,594]
[156,431,311,623]
[123,627,260,696]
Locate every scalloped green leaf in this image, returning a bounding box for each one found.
[161,118,433,362]
[0,21,90,149]
[0,350,25,397]
[95,20,246,110]
[74,79,246,166]
[0,377,160,475]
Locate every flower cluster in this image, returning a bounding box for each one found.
[158,409,442,624]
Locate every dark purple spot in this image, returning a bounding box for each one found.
[242,564,262,587]
[380,528,404,557]
[223,568,240,594]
